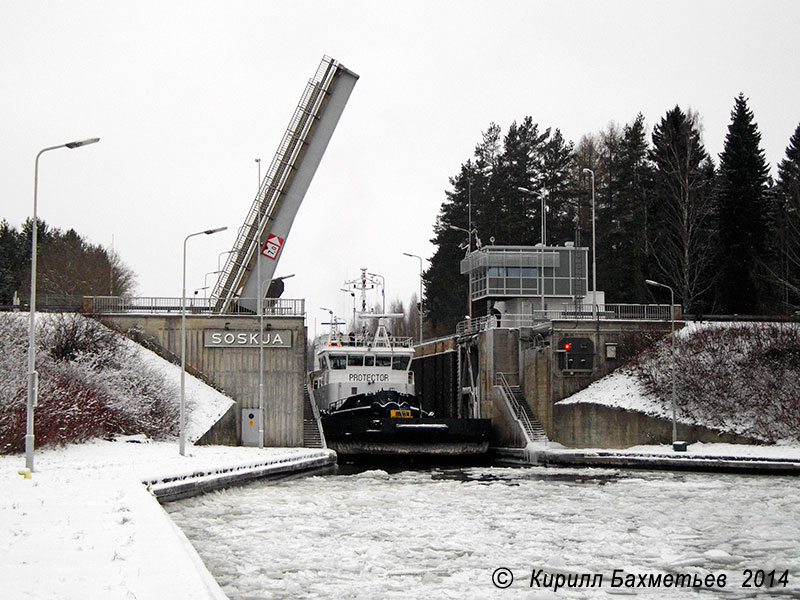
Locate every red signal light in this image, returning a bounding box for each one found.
[564,342,572,351]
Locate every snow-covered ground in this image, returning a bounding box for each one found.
[124,335,233,443]
[168,463,800,600]
[557,369,671,418]
[0,440,326,600]
[3,440,799,599]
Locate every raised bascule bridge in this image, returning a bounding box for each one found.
[80,56,359,448]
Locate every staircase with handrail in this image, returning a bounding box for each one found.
[495,372,547,444]
[303,382,326,449]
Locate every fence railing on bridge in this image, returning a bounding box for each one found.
[456,303,679,335]
[5,295,306,317]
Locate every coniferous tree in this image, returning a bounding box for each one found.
[716,94,771,313]
[539,129,576,246]
[0,220,27,305]
[648,106,717,312]
[423,162,475,335]
[595,115,654,303]
[492,117,549,245]
[771,122,800,310]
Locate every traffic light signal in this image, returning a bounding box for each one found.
[558,337,594,372]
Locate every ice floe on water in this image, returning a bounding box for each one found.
[166,466,800,599]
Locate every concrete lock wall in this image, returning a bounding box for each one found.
[102,314,306,447]
[553,402,763,448]
[478,328,521,422]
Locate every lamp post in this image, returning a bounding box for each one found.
[26,137,100,472]
[448,225,477,318]
[204,270,221,300]
[645,279,678,447]
[403,253,424,343]
[582,168,597,319]
[517,186,549,317]
[217,250,234,272]
[516,186,546,246]
[253,157,264,447]
[181,226,227,456]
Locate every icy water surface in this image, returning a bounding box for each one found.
[165,466,800,599]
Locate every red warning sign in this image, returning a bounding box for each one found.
[262,234,283,260]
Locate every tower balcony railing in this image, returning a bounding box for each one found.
[456,303,679,335]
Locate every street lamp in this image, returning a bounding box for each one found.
[217,250,234,272]
[26,137,100,472]
[582,168,597,319]
[403,253,424,343]
[645,279,678,448]
[448,225,477,317]
[448,224,478,248]
[181,226,227,456]
[518,186,553,316]
[517,186,547,246]
[254,158,264,447]
[204,270,222,300]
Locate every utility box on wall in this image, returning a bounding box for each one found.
[241,408,262,446]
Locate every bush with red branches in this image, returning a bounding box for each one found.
[0,313,179,454]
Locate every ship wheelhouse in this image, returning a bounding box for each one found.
[313,323,415,412]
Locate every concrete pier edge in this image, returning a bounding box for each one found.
[492,446,800,475]
[144,448,337,503]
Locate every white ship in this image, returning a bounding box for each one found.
[311,270,490,459]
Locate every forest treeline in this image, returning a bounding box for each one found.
[423,95,800,336]
[0,219,136,305]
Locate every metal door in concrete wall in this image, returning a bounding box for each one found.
[241,408,262,446]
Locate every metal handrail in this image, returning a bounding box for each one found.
[84,296,305,316]
[457,303,679,334]
[305,381,327,449]
[318,334,415,349]
[495,372,535,444]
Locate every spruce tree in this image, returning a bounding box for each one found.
[772,123,800,310]
[423,162,477,335]
[716,94,771,313]
[601,114,653,303]
[0,220,27,305]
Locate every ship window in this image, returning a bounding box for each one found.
[392,356,410,370]
[364,355,375,367]
[375,354,392,367]
[347,355,363,366]
[329,354,347,370]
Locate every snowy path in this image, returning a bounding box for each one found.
[0,441,326,600]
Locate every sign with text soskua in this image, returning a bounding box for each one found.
[204,330,293,348]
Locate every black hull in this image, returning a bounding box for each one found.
[321,416,492,458]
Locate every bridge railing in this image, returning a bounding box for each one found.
[456,303,679,335]
[84,296,305,316]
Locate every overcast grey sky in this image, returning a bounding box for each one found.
[3,1,798,333]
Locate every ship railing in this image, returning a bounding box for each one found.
[318,334,415,349]
[83,296,305,316]
[456,303,679,335]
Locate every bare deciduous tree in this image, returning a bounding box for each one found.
[648,107,718,312]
